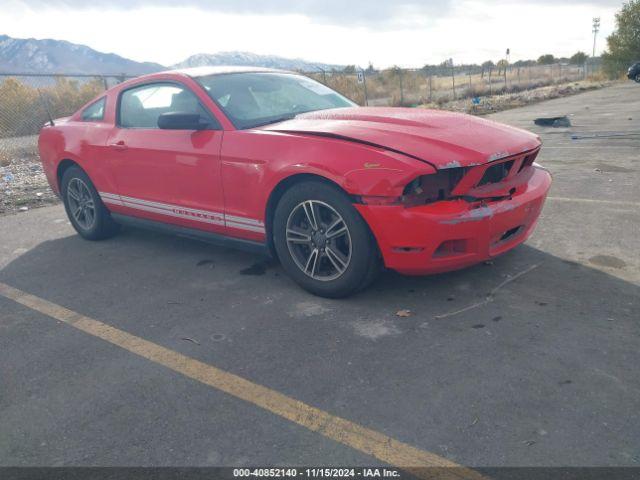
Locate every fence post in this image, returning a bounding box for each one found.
[468,71,472,91]
[504,65,507,90]
[398,69,404,105]
[451,65,456,100]
[488,67,492,96]
[428,75,433,102]
[362,71,369,106]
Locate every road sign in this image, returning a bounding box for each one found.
[357,71,364,84]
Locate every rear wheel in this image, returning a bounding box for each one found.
[635,73,640,83]
[273,181,379,298]
[61,166,120,240]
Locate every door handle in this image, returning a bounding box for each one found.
[109,141,127,151]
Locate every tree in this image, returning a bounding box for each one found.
[537,54,555,65]
[513,59,536,67]
[420,64,432,75]
[342,65,356,74]
[602,0,640,77]
[569,51,588,64]
[480,60,495,78]
[496,59,509,74]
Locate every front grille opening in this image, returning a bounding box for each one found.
[433,239,468,258]
[499,226,523,243]
[478,160,514,186]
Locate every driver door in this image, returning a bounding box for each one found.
[105,81,226,233]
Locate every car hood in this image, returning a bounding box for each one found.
[261,107,540,169]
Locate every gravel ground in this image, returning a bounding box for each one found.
[0,152,59,215]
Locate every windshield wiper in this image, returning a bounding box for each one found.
[250,113,299,128]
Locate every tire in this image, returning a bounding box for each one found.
[61,166,120,240]
[635,73,640,83]
[273,181,380,298]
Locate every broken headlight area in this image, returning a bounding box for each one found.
[478,160,514,186]
[400,149,542,207]
[401,168,467,206]
[358,150,540,207]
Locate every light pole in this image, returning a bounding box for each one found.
[592,17,600,58]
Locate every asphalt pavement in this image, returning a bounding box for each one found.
[0,82,638,473]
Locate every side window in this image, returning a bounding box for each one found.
[81,97,106,121]
[119,83,214,129]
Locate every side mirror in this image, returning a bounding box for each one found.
[157,112,211,130]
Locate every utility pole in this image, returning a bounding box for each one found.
[592,17,600,58]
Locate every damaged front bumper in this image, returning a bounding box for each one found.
[355,166,552,275]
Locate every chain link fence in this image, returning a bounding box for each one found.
[0,63,602,214]
[305,62,603,107]
[0,73,134,213]
[0,73,133,159]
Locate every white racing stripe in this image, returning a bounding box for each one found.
[98,191,265,234]
[225,221,267,233]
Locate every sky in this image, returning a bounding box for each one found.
[1,0,622,68]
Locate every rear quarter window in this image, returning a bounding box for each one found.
[81,97,106,121]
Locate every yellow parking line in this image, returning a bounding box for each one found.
[0,282,486,480]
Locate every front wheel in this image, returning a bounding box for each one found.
[273,181,380,298]
[635,73,640,83]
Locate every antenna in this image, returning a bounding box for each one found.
[37,88,55,127]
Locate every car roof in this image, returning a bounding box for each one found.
[168,66,294,77]
[113,66,299,92]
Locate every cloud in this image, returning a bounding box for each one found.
[13,0,621,27]
[13,0,451,26]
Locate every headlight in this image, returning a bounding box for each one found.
[402,168,466,206]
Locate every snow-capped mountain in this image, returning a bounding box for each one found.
[0,34,346,75]
[172,51,344,72]
[0,34,164,74]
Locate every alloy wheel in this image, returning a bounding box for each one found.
[285,200,352,281]
[67,177,96,230]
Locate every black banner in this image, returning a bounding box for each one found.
[1,468,640,480]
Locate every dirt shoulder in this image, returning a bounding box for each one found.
[1,151,59,216]
[419,79,613,114]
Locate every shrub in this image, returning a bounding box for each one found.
[0,77,104,138]
[602,1,640,78]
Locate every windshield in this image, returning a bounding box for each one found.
[195,72,356,129]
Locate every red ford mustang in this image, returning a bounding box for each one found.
[38,66,551,297]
